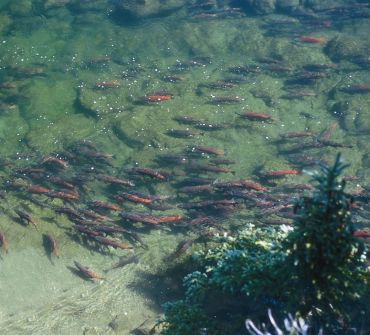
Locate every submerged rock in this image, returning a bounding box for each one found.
[324,35,369,62]
[107,314,161,334]
[131,317,162,334]
[0,14,12,33]
[7,0,33,17]
[24,114,95,153]
[82,326,114,335]
[111,0,186,20]
[44,0,71,11]
[239,0,314,14]
[240,0,277,14]
[276,0,300,11]
[327,95,370,135]
[69,0,108,12]
[0,105,29,155]
[112,108,171,150]
[77,86,131,118]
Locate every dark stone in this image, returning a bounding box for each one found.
[111,0,185,21]
[276,0,300,11]
[69,0,107,12]
[240,0,277,14]
[324,36,368,62]
[329,101,349,119]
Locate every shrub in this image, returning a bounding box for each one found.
[281,154,369,330]
[160,300,211,335]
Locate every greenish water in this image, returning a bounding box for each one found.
[0,1,370,334]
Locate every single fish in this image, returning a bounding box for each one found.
[47,175,75,190]
[40,155,68,169]
[114,192,153,205]
[89,200,121,211]
[179,184,214,194]
[262,169,300,178]
[298,36,326,44]
[74,261,104,281]
[340,84,370,94]
[120,211,160,225]
[95,236,133,250]
[15,208,38,229]
[97,175,135,187]
[213,179,267,191]
[139,92,173,103]
[129,167,168,180]
[46,190,79,201]
[240,111,274,122]
[179,199,237,210]
[43,234,60,257]
[191,145,225,156]
[104,254,139,272]
[208,96,243,104]
[0,232,9,253]
[166,129,203,138]
[168,239,194,260]
[173,116,205,125]
[26,185,51,194]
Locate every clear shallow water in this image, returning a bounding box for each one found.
[0,1,370,333]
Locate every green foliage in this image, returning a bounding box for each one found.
[281,154,369,328]
[160,225,289,335]
[160,300,211,335]
[187,225,288,299]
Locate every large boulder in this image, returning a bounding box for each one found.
[7,0,33,17]
[44,0,71,11]
[324,35,369,62]
[327,93,370,135]
[276,0,300,11]
[240,0,277,14]
[0,104,29,156]
[68,0,108,13]
[0,14,12,33]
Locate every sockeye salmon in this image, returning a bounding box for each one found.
[43,234,60,257]
[40,156,68,169]
[191,145,225,156]
[298,36,326,45]
[74,261,104,281]
[130,167,168,180]
[46,191,79,201]
[95,236,133,250]
[240,111,274,122]
[263,169,300,178]
[26,185,51,194]
[15,208,38,229]
[0,232,9,253]
[120,211,160,225]
[104,254,139,272]
[89,200,121,211]
[97,175,135,187]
